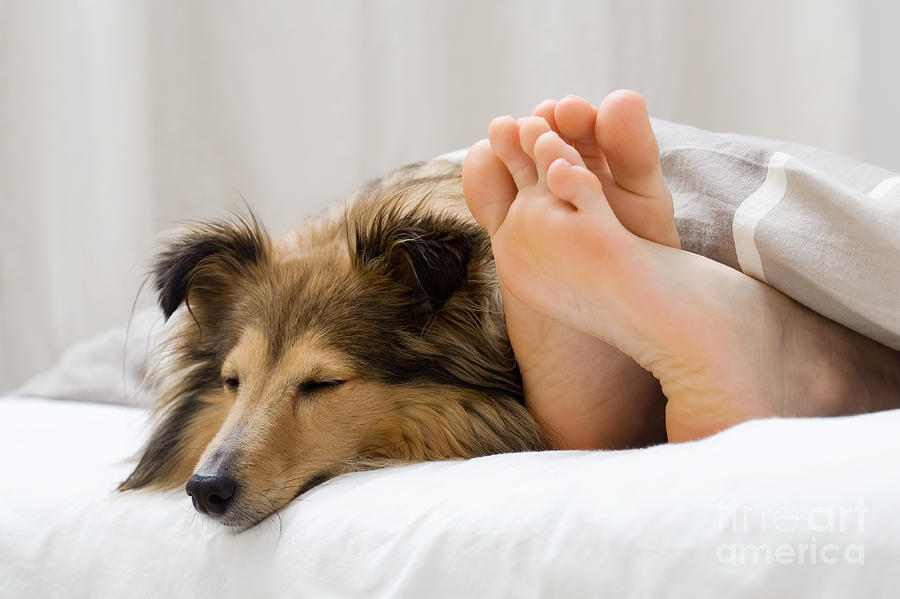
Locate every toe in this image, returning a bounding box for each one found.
[554,96,610,176]
[531,99,559,131]
[554,97,602,152]
[518,116,552,160]
[488,116,537,189]
[595,90,667,199]
[462,139,517,236]
[532,130,586,181]
[546,158,608,214]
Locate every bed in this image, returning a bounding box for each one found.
[4,124,900,597]
[4,395,899,598]
[3,305,900,598]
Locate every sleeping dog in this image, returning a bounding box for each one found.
[119,160,547,527]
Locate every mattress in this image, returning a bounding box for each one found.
[2,395,898,598]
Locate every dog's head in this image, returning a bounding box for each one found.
[119,163,545,527]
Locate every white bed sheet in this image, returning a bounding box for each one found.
[2,396,899,598]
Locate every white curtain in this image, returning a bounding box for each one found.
[2,0,897,391]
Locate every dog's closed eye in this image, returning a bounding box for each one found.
[298,380,346,394]
[223,376,240,392]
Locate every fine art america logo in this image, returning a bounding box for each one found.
[715,497,867,566]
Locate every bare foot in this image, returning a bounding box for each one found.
[464,138,664,449]
[485,115,900,442]
[463,91,676,449]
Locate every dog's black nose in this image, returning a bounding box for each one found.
[186,473,237,516]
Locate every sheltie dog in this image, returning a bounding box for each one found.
[119,159,547,527]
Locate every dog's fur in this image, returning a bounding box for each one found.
[119,160,547,527]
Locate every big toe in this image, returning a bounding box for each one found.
[594,90,667,199]
[462,138,518,236]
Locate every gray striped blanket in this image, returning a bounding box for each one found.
[653,120,899,350]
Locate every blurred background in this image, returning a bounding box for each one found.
[1,0,898,391]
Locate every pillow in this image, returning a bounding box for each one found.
[12,308,163,408]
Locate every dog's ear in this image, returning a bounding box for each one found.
[356,212,477,311]
[153,217,268,321]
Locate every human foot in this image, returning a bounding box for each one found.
[463,94,675,449]
[531,91,680,249]
[487,120,900,442]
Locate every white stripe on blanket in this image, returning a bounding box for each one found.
[732,151,791,282]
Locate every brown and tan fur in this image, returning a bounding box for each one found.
[119,160,547,527]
